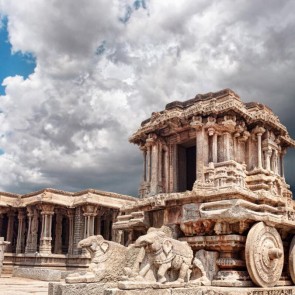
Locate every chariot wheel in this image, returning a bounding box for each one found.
[245,222,284,287]
[289,236,295,284]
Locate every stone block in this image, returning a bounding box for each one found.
[48,282,115,295]
[104,289,171,295]
[12,267,61,281]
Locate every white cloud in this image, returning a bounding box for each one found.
[0,0,294,195]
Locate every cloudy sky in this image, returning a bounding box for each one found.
[0,0,294,197]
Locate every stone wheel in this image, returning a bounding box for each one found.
[245,222,284,287]
[289,236,295,283]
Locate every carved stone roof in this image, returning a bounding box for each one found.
[130,88,295,148]
[0,188,137,209]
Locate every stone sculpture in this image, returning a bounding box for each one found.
[65,235,139,283]
[134,226,193,283]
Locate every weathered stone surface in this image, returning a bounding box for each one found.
[65,235,140,283]
[13,267,61,281]
[106,286,295,295]
[48,282,116,295]
[130,226,193,284]
[245,222,284,288]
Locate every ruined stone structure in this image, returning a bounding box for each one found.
[113,89,295,290]
[0,188,136,271]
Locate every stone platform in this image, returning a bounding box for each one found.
[49,283,295,295]
[13,267,62,281]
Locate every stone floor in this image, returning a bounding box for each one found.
[0,275,49,294]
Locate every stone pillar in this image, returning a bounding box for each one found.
[39,204,54,254]
[73,207,84,255]
[147,145,151,183]
[150,142,159,195]
[0,237,10,276]
[191,117,204,186]
[6,211,15,252]
[111,210,119,242]
[264,148,272,171]
[54,211,63,254]
[257,133,263,169]
[67,209,75,255]
[272,149,278,174]
[164,147,169,193]
[16,210,26,254]
[25,208,39,253]
[212,132,218,163]
[223,132,231,161]
[254,127,265,169]
[141,146,147,182]
[82,205,98,238]
[281,149,286,178]
[25,207,33,253]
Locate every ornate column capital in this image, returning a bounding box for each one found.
[253,126,266,136]
[190,116,203,130]
[38,204,54,215]
[82,204,98,217]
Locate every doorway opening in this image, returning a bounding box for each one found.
[177,139,196,192]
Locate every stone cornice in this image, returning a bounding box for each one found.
[0,188,137,209]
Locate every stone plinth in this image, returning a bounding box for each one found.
[48,282,116,295]
[12,267,61,281]
[106,286,295,295]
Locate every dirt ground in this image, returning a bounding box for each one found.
[0,275,49,295]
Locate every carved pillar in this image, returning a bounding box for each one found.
[272,149,278,174]
[254,127,265,169]
[73,207,84,255]
[82,205,98,238]
[264,148,272,171]
[281,149,286,178]
[257,133,263,169]
[16,209,26,254]
[223,132,231,161]
[151,141,159,196]
[191,118,204,185]
[67,209,74,255]
[212,132,218,163]
[164,146,169,193]
[39,204,54,254]
[25,208,39,253]
[141,146,147,182]
[25,207,33,253]
[111,210,119,242]
[54,211,63,254]
[147,145,151,183]
[6,211,15,252]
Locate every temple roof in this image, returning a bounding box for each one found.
[130,88,295,148]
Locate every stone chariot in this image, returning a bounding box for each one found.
[113,89,295,289]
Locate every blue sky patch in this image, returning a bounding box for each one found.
[0,16,36,95]
[119,0,148,23]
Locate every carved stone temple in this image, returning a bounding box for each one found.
[2,89,295,295]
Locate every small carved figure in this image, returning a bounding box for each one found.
[66,235,139,283]
[134,226,193,284]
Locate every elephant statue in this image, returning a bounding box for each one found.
[66,235,139,283]
[134,226,193,284]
